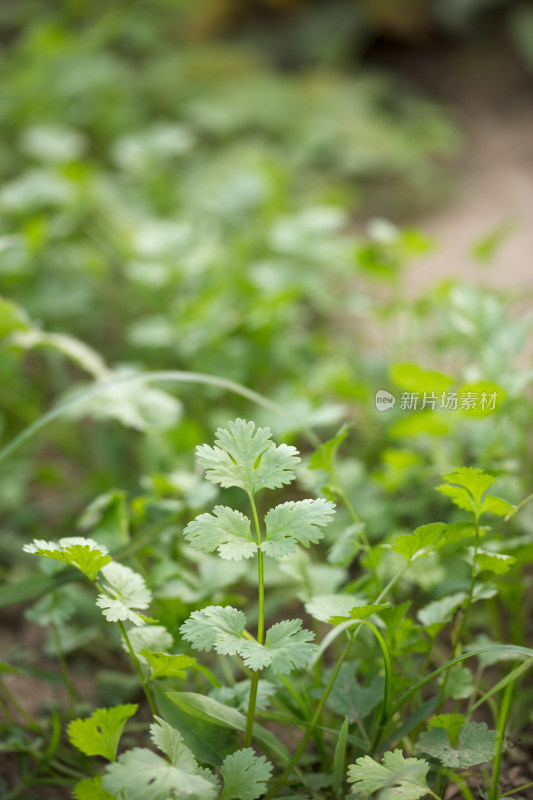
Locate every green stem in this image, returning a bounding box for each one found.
[489,678,514,800]
[119,621,156,716]
[244,493,264,748]
[366,622,393,756]
[499,781,533,798]
[438,514,480,708]
[264,638,353,799]
[52,621,77,713]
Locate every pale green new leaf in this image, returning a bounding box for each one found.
[416,721,498,768]
[240,619,315,674]
[180,606,246,655]
[262,499,335,558]
[436,484,475,513]
[67,704,138,761]
[138,650,197,680]
[72,776,116,800]
[437,467,499,515]
[125,625,173,662]
[472,549,516,575]
[329,602,390,626]
[417,591,466,628]
[480,495,517,517]
[96,562,152,626]
[23,537,111,580]
[196,418,300,496]
[391,521,475,562]
[184,506,256,561]
[220,748,273,800]
[348,749,430,800]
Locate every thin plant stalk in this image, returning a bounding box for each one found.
[52,621,78,713]
[118,621,156,716]
[244,493,264,747]
[489,678,514,800]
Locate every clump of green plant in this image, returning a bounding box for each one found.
[21,419,533,799]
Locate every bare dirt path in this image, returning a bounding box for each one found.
[375,34,533,296]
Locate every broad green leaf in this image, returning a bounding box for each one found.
[125,625,173,662]
[239,619,315,674]
[348,749,431,800]
[428,714,465,746]
[472,549,516,576]
[416,721,498,768]
[309,424,349,475]
[196,418,300,496]
[138,651,197,680]
[326,662,384,723]
[438,665,474,700]
[67,704,138,761]
[417,591,466,628]
[166,691,290,766]
[96,562,152,626]
[304,594,365,623]
[210,679,276,713]
[184,506,256,561]
[72,776,116,800]
[261,499,335,558]
[23,537,111,580]
[180,606,246,655]
[103,729,217,800]
[327,522,364,566]
[220,748,273,800]
[154,684,238,767]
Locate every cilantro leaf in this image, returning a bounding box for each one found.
[72,776,116,800]
[326,661,384,723]
[96,562,152,626]
[180,605,247,655]
[23,537,111,579]
[472,548,516,575]
[67,703,138,761]
[416,721,498,768]
[138,650,197,680]
[437,467,503,517]
[391,522,475,562]
[184,506,256,561]
[103,717,218,800]
[124,624,173,661]
[220,748,273,800]
[328,602,390,626]
[240,619,315,674]
[309,424,349,475]
[261,499,335,558]
[196,418,300,496]
[304,594,366,623]
[348,749,431,800]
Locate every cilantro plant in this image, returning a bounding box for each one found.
[19,420,533,799]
